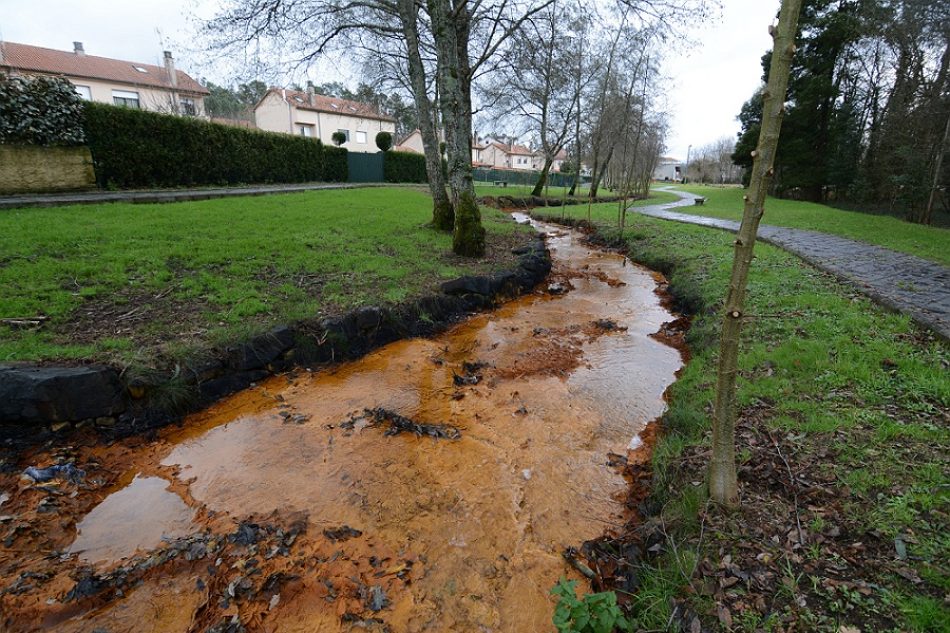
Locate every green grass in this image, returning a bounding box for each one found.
[666,185,950,266]
[0,187,531,365]
[538,201,949,631]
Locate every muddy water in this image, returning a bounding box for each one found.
[0,216,684,632]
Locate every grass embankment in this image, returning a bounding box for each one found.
[545,200,949,631]
[670,185,950,266]
[0,187,532,365]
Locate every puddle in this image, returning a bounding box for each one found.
[68,475,196,565]
[0,215,685,632]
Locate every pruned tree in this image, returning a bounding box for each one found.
[709,0,803,506]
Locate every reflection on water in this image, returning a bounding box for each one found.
[68,475,195,565]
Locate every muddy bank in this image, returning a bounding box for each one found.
[0,237,551,448]
[0,215,684,632]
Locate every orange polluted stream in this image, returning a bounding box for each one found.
[0,215,684,633]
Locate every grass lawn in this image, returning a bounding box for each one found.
[667,185,950,266]
[0,187,532,366]
[535,202,949,631]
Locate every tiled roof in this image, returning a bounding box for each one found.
[0,41,208,94]
[270,89,395,123]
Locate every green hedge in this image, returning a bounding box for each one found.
[383,150,427,183]
[0,74,85,146]
[82,103,347,188]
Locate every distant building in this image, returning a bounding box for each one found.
[254,88,396,150]
[0,41,208,116]
[653,156,684,182]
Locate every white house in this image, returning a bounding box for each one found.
[653,156,684,182]
[0,41,208,116]
[254,88,395,150]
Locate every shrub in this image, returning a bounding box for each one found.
[331,131,347,146]
[375,131,393,152]
[0,74,85,146]
[383,150,427,183]
[82,103,347,188]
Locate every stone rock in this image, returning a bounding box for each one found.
[441,275,493,297]
[0,365,125,425]
[199,370,270,401]
[354,306,383,332]
[227,326,295,371]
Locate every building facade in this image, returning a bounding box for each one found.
[255,89,395,150]
[0,41,208,116]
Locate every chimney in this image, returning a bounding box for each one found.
[306,80,315,106]
[73,41,85,55]
[163,51,177,87]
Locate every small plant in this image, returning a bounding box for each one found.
[375,131,393,152]
[551,578,632,633]
[332,130,347,146]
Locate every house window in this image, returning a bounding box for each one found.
[297,125,314,137]
[74,85,92,100]
[181,97,196,116]
[355,131,367,144]
[112,90,140,109]
[337,129,350,142]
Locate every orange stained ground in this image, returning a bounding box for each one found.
[0,215,684,633]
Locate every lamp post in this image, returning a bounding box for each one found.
[685,144,692,184]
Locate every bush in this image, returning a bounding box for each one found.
[383,150,427,183]
[375,131,393,152]
[82,103,347,188]
[0,74,85,146]
[331,131,347,146]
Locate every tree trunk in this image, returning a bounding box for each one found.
[427,0,484,256]
[531,158,554,196]
[589,146,614,198]
[709,0,802,506]
[398,0,453,230]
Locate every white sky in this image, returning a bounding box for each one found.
[0,0,779,162]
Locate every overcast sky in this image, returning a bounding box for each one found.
[1,0,778,161]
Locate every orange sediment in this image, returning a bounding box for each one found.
[0,214,685,632]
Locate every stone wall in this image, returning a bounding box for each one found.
[0,145,96,194]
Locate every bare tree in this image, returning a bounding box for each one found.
[483,1,589,196]
[709,0,803,506]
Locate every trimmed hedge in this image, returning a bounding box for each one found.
[383,150,427,183]
[0,74,85,146]
[82,103,347,188]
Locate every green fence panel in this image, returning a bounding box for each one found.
[347,151,385,183]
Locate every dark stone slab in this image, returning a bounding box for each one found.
[0,365,125,424]
[441,275,494,296]
[227,325,295,371]
[199,370,271,401]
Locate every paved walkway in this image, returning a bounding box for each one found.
[0,182,387,209]
[633,189,950,340]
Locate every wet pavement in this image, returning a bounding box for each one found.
[638,189,950,340]
[0,215,684,632]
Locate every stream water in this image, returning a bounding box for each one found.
[0,215,684,632]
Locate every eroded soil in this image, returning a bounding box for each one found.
[0,216,684,632]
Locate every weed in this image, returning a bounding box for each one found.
[550,578,632,633]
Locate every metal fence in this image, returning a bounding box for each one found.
[347,152,385,183]
[472,167,585,189]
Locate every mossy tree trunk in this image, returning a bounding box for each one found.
[709,0,803,506]
[397,0,453,231]
[427,0,485,256]
[531,158,554,197]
